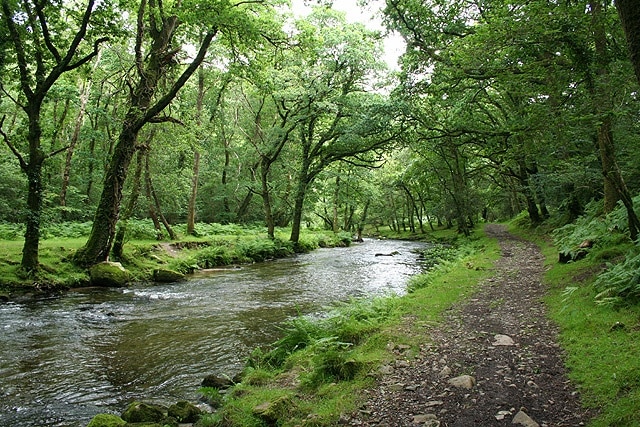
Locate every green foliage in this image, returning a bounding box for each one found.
[236,238,294,262]
[0,222,23,240]
[594,250,640,306]
[252,316,325,369]
[550,197,640,306]
[551,200,630,259]
[198,387,224,408]
[302,337,363,387]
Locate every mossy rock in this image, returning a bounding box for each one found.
[252,395,296,424]
[152,269,185,283]
[167,400,201,423]
[89,262,129,287]
[86,413,126,427]
[121,401,166,423]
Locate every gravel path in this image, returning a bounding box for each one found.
[347,224,593,426]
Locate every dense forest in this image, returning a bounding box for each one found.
[1,0,640,294]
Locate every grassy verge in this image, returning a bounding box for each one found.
[196,226,500,427]
[510,224,640,426]
[0,221,352,294]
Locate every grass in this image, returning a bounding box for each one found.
[196,226,500,426]
[510,223,640,427]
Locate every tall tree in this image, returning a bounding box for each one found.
[75,0,281,265]
[0,0,110,271]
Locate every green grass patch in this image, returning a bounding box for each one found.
[198,226,500,426]
[511,223,640,427]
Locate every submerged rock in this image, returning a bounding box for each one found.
[89,262,129,287]
[152,268,185,283]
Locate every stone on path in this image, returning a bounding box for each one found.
[493,334,515,346]
[512,410,540,427]
[447,374,475,389]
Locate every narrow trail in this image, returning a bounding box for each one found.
[348,224,593,426]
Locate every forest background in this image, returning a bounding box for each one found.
[1,0,640,304]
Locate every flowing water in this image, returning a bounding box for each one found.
[0,239,426,426]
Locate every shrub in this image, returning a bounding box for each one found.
[594,250,640,306]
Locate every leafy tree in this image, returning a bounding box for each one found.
[0,0,112,271]
[75,0,284,266]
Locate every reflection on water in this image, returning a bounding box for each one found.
[0,239,425,426]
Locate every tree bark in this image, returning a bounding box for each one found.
[615,0,640,84]
[186,150,200,235]
[112,147,145,259]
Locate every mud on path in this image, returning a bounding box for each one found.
[347,224,593,426]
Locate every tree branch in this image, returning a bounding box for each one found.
[143,30,217,124]
[148,116,185,125]
[0,115,28,171]
[34,0,61,62]
[1,0,34,99]
[64,37,110,72]
[47,144,71,159]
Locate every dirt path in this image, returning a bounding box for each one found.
[347,224,593,426]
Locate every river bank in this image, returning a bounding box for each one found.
[0,223,355,297]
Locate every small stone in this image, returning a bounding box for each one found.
[395,360,411,368]
[405,384,419,391]
[493,334,515,346]
[512,410,540,427]
[448,374,475,389]
[425,400,444,407]
[438,366,452,378]
[495,410,512,420]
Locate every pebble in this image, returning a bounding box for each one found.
[512,410,540,427]
[447,375,475,389]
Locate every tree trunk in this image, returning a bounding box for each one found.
[61,77,93,220]
[615,0,640,84]
[290,177,308,245]
[75,4,215,266]
[112,148,145,259]
[75,120,141,265]
[186,150,200,235]
[592,0,640,239]
[261,162,276,239]
[20,103,46,271]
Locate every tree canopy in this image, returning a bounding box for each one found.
[0,0,639,276]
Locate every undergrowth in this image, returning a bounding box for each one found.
[551,198,639,306]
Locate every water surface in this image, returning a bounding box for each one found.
[0,239,425,426]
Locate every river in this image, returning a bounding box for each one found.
[0,238,426,426]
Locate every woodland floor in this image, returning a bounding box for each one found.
[346,224,595,427]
